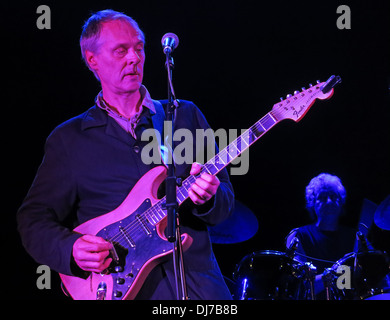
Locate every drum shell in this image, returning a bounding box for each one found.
[331,250,390,300]
[233,250,305,300]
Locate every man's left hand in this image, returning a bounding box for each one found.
[188,162,220,205]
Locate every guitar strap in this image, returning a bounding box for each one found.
[151,99,166,140]
[151,100,174,168]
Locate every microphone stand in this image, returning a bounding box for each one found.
[164,50,189,300]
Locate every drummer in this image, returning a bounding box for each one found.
[286,173,356,297]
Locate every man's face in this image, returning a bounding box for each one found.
[314,189,343,219]
[88,20,145,95]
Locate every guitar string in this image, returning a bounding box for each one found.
[105,87,321,247]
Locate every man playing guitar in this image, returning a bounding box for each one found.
[17,9,235,300]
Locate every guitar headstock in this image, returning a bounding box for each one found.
[272,75,341,122]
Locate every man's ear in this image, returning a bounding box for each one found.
[85,50,98,71]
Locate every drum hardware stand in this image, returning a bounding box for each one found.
[322,268,336,300]
[301,262,317,300]
[162,37,189,301]
[286,237,299,259]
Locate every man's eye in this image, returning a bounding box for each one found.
[115,48,127,56]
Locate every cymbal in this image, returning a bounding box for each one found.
[208,200,258,244]
[374,195,390,231]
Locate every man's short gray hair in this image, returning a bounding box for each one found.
[79,9,145,79]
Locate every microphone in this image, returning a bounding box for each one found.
[161,33,179,54]
[356,231,369,252]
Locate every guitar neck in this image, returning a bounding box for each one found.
[146,111,280,225]
[178,111,280,202]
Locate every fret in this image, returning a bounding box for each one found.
[246,129,258,144]
[155,202,165,218]
[176,189,186,203]
[150,200,168,225]
[181,178,192,192]
[227,143,240,163]
[257,121,266,132]
[260,113,277,130]
[251,123,265,138]
[202,165,213,175]
[231,141,240,159]
[240,130,251,146]
[215,154,226,165]
[239,133,249,148]
[268,111,277,123]
[186,175,196,187]
[204,162,219,176]
[211,154,226,172]
[146,209,158,225]
[235,136,242,154]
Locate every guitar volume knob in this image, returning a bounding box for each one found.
[114,265,123,273]
[113,290,122,298]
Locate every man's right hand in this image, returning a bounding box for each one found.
[72,234,113,273]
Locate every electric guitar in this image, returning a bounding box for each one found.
[60,75,342,300]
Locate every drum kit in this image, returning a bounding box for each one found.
[210,197,390,300]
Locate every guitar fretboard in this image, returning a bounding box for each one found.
[144,111,279,225]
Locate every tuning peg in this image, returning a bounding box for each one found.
[316,80,320,84]
[286,94,292,98]
[294,90,299,95]
[280,97,283,101]
[301,87,306,90]
[309,83,313,87]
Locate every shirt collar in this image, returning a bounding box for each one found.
[82,86,159,132]
[95,85,156,117]
[140,85,156,114]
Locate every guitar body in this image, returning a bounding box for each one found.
[59,166,193,300]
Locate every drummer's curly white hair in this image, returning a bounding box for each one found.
[305,173,346,218]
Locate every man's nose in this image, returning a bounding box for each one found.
[125,48,141,64]
[326,195,335,204]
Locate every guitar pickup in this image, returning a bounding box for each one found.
[136,214,152,236]
[118,226,136,248]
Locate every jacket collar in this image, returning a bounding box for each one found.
[81,105,108,131]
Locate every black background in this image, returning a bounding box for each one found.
[4,0,389,299]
